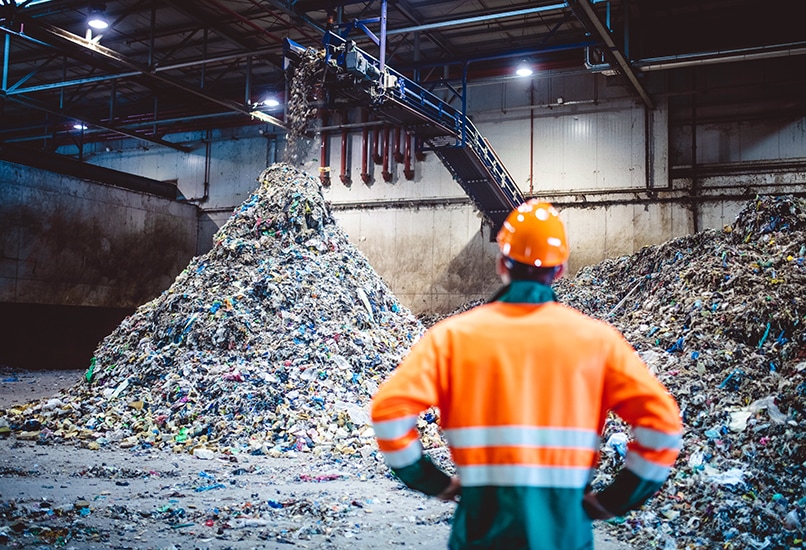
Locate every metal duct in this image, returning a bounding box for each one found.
[585,41,806,73]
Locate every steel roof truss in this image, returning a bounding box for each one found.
[567,0,653,109]
[25,17,287,131]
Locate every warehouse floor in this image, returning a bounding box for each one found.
[0,369,630,549]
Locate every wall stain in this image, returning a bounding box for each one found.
[437,232,498,295]
[427,229,500,314]
[4,202,196,308]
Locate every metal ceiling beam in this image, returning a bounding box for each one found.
[6,47,282,95]
[19,17,288,131]
[204,0,286,45]
[162,0,289,109]
[243,0,322,44]
[387,3,568,35]
[5,53,61,93]
[4,94,193,152]
[567,0,653,109]
[391,1,457,62]
[634,41,806,71]
[262,0,327,37]
[2,110,247,144]
[1,23,126,77]
[165,0,272,54]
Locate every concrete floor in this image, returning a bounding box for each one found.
[0,368,635,549]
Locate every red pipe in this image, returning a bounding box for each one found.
[403,131,414,180]
[382,126,392,182]
[361,110,371,184]
[339,129,351,185]
[319,130,330,186]
[393,126,403,163]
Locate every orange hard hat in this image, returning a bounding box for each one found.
[496,200,569,267]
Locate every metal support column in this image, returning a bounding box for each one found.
[379,0,387,75]
[2,33,9,92]
[461,61,468,147]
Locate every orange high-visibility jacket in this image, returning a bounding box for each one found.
[371,284,682,549]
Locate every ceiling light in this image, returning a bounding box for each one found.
[263,98,280,108]
[88,14,108,30]
[516,60,534,77]
[73,123,88,130]
[88,3,109,30]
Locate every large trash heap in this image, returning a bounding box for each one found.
[551,195,806,549]
[2,178,805,548]
[2,163,424,459]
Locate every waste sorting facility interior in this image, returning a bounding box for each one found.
[1,0,805,370]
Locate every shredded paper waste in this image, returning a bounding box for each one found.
[1,163,424,460]
[2,180,805,549]
[551,195,806,549]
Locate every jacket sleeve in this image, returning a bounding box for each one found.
[596,329,683,516]
[370,329,452,496]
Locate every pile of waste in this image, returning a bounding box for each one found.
[0,164,424,459]
[553,195,806,549]
[416,195,805,549]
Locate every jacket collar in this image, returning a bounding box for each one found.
[488,280,557,304]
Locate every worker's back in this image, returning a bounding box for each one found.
[434,300,619,433]
[425,301,626,549]
[373,297,680,549]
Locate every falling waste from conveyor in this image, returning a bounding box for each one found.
[283,43,321,167]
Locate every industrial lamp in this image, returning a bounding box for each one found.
[87,3,109,30]
[515,60,534,77]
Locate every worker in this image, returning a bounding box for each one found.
[370,200,682,549]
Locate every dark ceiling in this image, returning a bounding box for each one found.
[1,0,805,152]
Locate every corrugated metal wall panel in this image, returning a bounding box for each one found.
[477,118,532,189]
[531,105,646,192]
[673,117,805,166]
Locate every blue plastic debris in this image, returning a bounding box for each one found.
[666,336,685,353]
[718,369,745,391]
[757,322,771,348]
[195,483,226,492]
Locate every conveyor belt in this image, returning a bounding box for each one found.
[285,33,525,229]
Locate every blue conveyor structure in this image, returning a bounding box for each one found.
[284,32,525,230]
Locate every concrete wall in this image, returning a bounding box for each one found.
[0,161,198,308]
[0,161,200,370]
[334,205,499,313]
[75,129,281,255]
